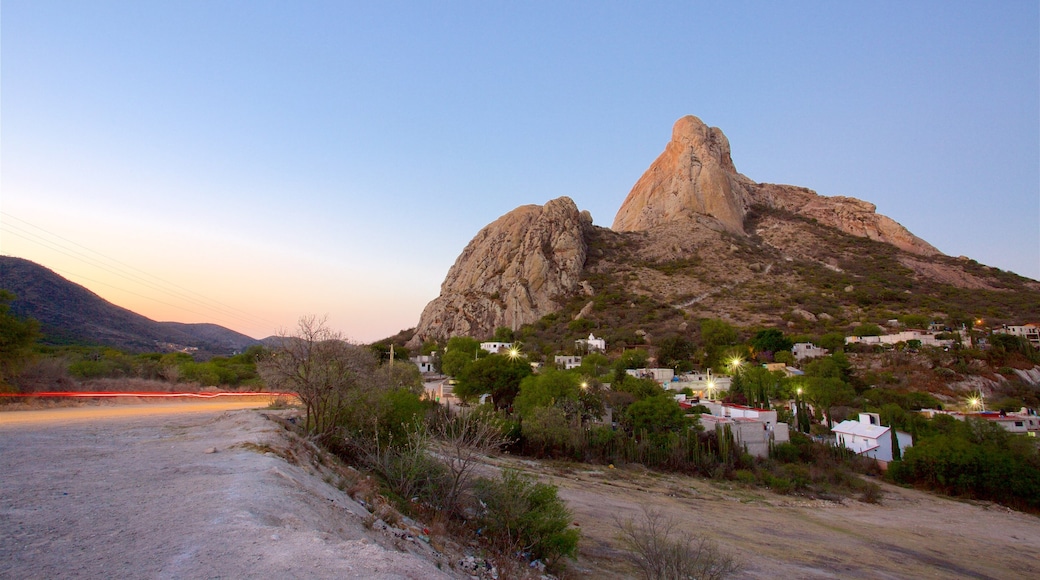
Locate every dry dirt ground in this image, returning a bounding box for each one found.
[0,402,460,579]
[3,402,1040,579]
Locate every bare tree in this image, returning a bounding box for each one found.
[615,507,741,580]
[258,315,377,440]
[432,408,510,514]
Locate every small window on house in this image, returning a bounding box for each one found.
[1015,421,1024,427]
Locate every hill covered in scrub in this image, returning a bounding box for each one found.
[0,256,259,357]
[411,115,1040,347]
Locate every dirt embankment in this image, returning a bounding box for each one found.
[0,406,459,579]
[3,404,1040,579]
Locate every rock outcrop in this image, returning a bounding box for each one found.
[413,197,593,342]
[613,115,752,235]
[613,115,940,257]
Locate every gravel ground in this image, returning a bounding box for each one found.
[0,405,458,579]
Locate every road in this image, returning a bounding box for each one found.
[0,402,455,579]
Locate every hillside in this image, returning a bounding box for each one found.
[411,116,1040,347]
[0,256,259,356]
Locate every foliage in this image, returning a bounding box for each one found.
[624,395,688,435]
[257,315,379,439]
[440,336,483,377]
[0,290,41,389]
[656,335,693,368]
[615,507,741,580]
[888,417,1040,511]
[852,323,883,337]
[453,353,533,408]
[750,328,793,356]
[474,469,580,565]
[729,366,784,409]
[513,368,581,419]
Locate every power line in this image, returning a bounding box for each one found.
[0,212,283,333]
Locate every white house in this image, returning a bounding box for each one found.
[668,371,732,399]
[411,355,436,373]
[831,413,913,467]
[846,330,955,349]
[994,324,1040,349]
[792,342,828,361]
[697,402,789,457]
[554,355,582,370]
[479,341,513,354]
[575,333,606,353]
[626,368,675,383]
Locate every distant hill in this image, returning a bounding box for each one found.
[0,256,259,356]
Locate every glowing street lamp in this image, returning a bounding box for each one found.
[507,346,521,360]
[728,357,744,374]
[967,393,985,412]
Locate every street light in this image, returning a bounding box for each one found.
[728,357,744,374]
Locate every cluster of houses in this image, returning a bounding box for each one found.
[411,325,1039,468]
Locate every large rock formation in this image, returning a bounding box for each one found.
[613,115,752,235]
[613,115,939,256]
[413,197,593,342]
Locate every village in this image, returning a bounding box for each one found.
[410,322,1040,471]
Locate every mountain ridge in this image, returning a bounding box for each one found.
[0,256,259,356]
[411,116,1038,344]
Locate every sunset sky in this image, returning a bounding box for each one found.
[2,1,1037,343]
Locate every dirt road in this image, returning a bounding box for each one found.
[0,403,455,579]
[4,402,1039,579]
[494,457,1040,579]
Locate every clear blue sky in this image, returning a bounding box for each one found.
[2,1,1037,342]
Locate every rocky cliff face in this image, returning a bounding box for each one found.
[412,197,593,342]
[612,115,753,235]
[613,115,940,256]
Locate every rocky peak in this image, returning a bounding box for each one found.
[412,197,593,343]
[612,115,753,235]
[613,115,941,257]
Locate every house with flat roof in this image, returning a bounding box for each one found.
[697,402,789,457]
[831,413,913,468]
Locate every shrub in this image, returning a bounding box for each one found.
[473,469,579,565]
[615,507,741,580]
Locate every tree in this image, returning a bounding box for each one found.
[625,395,687,435]
[852,323,883,337]
[454,353,532,408]
[700,319,737,348]
[817,332,847,352]
[656,335,693,369]
[750,329,793,357]
[440,336,482,377]
[493,326,515,342]
[730,366,782,409]
[474,469,580,565]
[514,368,581,419]
[257,315,378,439]
[0,291,40,390]
[803,377,854,428]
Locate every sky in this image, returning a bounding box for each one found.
[2,1,1037,343]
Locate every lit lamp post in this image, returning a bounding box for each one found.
[967,393,985,412]
[705,369,717,401]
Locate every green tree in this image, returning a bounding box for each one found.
[0,291,40,389]
[453,353,532,408]
[817,332,847,352]
[625,395,687,435]
[852,323,883,337]
[493,326,515,342]
[656,335,693,368]
[440,336,482,377]
[514,368,580,419]
[803,377,854,427]
[750,329,793,356]
[474,469,580,565]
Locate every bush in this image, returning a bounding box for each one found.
[474,469,579,565]
[615,507,741,580]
